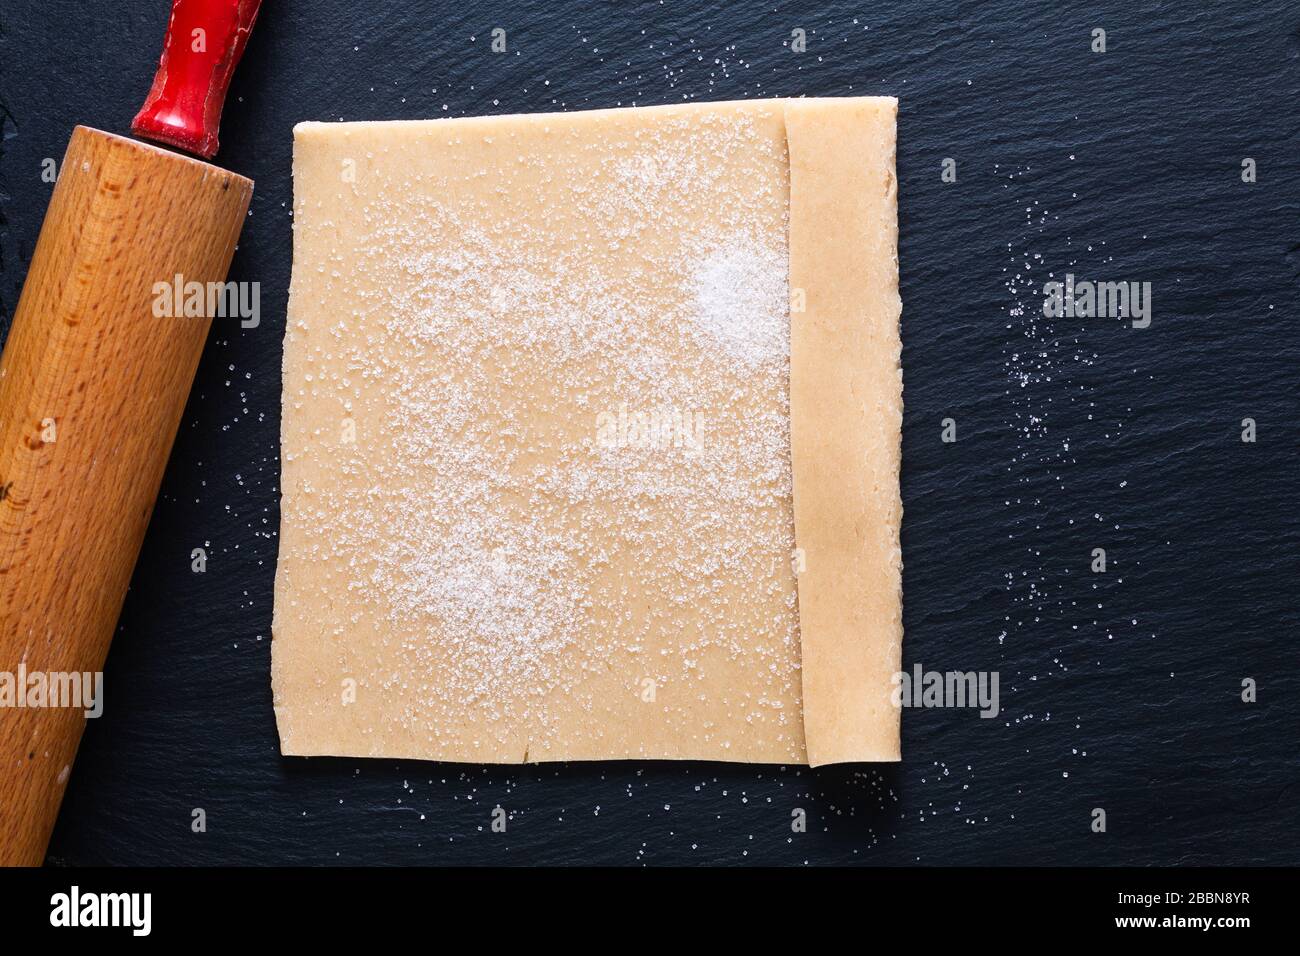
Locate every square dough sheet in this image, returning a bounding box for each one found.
[273,97,902,766]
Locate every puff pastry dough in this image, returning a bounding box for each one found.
[272,97,901,766]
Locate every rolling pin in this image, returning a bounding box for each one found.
[0,0,262,866]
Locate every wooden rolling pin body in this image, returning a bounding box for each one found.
[0,126,252,865]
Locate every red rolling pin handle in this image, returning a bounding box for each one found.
[132,0,263,159]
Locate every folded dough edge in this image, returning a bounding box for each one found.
[785,97,903,766]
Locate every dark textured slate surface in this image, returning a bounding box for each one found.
[1,0,1297,865]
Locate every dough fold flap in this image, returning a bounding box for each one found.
[785,98,903,766]
[274,97,901,766]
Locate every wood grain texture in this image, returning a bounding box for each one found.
[0,126,251,866]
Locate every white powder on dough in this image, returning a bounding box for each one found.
[283,107,798,748]
[687,239,790,368]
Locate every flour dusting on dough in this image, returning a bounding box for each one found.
[276,104,801,760]
[688,239,790,368]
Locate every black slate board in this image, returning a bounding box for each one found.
[1,0,1297,866]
